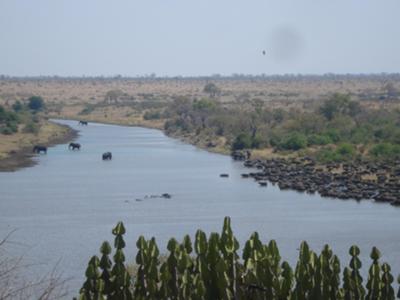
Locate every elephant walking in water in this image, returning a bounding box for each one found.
[33,145,47,154]
[102,152,112,160]
[69,143,81,150]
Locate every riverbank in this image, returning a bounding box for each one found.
[0,121,78,172]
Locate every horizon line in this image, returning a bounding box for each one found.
[1,72,400,80]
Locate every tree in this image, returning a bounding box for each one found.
[104,89,123,103]
[28,96,44,111]
[12,101,23,112]
[319,93,360,120]
[203,82,220,98]
[383,82,398,99]
[280,133,307,150]
[232,133,252,150]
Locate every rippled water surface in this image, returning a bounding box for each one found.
[0,120,399,295]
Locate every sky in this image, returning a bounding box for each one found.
[0,0,399,77]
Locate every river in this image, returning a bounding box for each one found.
[0,119,399,296]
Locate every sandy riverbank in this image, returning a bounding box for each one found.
[0,121,78,172]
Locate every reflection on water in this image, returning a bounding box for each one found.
[0,120,399,295]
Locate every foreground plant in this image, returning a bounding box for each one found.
[77,218,400,299]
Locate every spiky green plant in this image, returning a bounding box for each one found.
[77,218,399,300]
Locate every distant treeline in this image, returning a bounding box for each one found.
[1,73,400,81]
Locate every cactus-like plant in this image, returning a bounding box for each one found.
[99,241,113,297]
[348,245,365,299]
[366,247,382,300]
[79,255,104,300]
[380,263,395,300]
[77,219,400,300]
[110,222,133,300]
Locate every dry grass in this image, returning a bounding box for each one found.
[1,77,399,107]
[55,104,165,129]
[0,122,71,160]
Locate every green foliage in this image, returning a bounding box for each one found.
[78,222,133,300]
[0,105,19,135]
[316,144,356,163]
[279,133,308,151]
[320,93,360,120]
[192,99,216,112]
[203,82,220,98]
[162,92,400,162]
[12,101,23,112]
[143,110,161,120]
[232,133,252,150]
[78,219,400,299]
[369,143,400,159]
[336,143,355,156]
[27,96,45,111]
[307,134,332,146]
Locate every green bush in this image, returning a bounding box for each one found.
[307,134,332,146]
[143,110,161,120]
[1,126,14,135]
[232,133,252,150]
[316,148,342,163]
[316,144,356,163]
[77,219,400,300]
[369,143,400,159]
[251,134,265,149]
[27,96,45,111]
[12,101,23,112]
[324,128,341,143]
[336,143,355,156]
[280,133,307,150]
[319,93,360,120]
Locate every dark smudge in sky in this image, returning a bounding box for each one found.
[268,25,304,62]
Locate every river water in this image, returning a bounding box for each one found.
[0,120,399,296]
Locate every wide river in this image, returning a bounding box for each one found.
[0,120,399,296]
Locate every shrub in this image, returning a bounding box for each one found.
[319,93,360,120]
[336,143,355,156]
[143,110,161,120]
[1,127,14,135]
[280,133,307,150]
[369,143,400,159]
[324,128,341,143]
[232,133,252,150]
[12,101,23,112]
[28,96,45,111]
[251,134,265,149]
[203,82,220,97]
[307,134,332,146]
[316,148,341,163]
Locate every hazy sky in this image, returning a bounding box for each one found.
[1,0,399,76]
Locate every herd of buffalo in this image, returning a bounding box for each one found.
[232,150,400,207]
[32,121,112,160]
